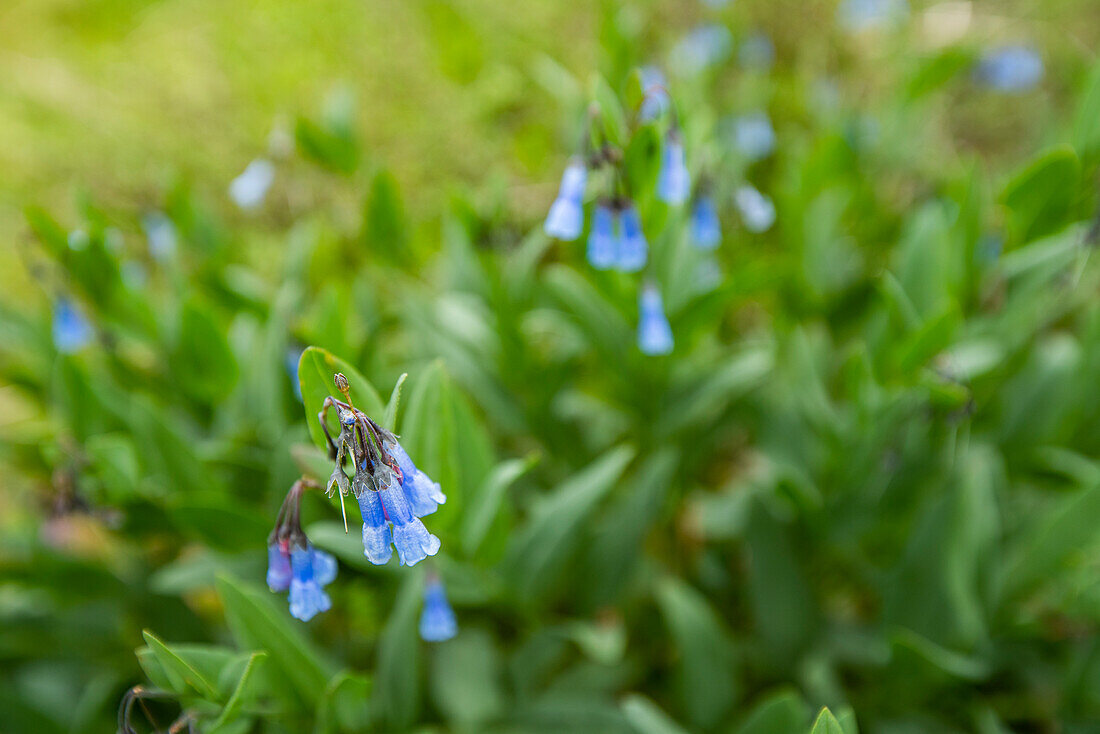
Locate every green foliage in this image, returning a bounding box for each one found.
[3,4,1100,734]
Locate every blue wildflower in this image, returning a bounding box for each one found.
[229,158,275,210]
[587,204,618,270]
[638,284,674,356]
[734,185,776,233]
[288,545,335,622]
[732,111,776,161]
[657,134,691,205]
[837,0,908,32]
[975,46,1044,93]
[639,66,670,121]
[617,204,648,273]
[356,480,394,565]
[739,32,775,70]
[690,196,722,250]
[141,212,177,262]
[384,438,446,518]
[267,541,292,592]
[68,229,89,251]
[53,298,93,354]
[285,346,304,401]
[544,158,587,240]
[671,24,733,74]
[419,576,458,642]
[377,469,441,567]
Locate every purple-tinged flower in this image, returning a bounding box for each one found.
[384,438,446,518]
[288,545,334,622]
[837,0,908,32]
[974,46,1044,93]
[357,480,394,565]
[229,159,275,210]
[690,196,722,250]
[639,66,670,121]
[267,541,292,592]
[53,298,93,354]
[377,470,441,567]
[734,185,776,233]
[141,212,177,262]
[739,33,775,70]
[419,576,458,642]
[671,24,733,74]
[638,285,674,356]
[731,111,776,161]
[587,204,617,270]
[544,158,587,240]
[617,204,648,273]
[657,134,690,205]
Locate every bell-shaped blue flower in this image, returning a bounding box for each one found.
[734,185,776,233]
[357,483,394,565]
[377,472,441,567]
[419,577,458,642]
[53,298,93,354]
[732,112,776,161]
[690,196,721,250]
[617,204,648,273]
[587,204,617,270]
[385,439,446,518]
[267,541,292,592]
[639,66,669,121]
[671,24,732,74]
[229,158,275,210]
[657,135,690,205]
[975,46,1044,93]
[141,212,177,262]
[638,285,674,356]
[288,546,333,622]
[544,159,587,240]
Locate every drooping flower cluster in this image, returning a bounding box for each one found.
[320,375,443,567]
[587,201,648,272]
[267,478,338,622]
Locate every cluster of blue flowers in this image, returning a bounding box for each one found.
[266,374,457,640]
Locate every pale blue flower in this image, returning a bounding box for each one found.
[617,204,648,272]
[690,196,722,250]
[385,438,446,518]
[53,298,93,354]
[639,66,670,121]
[657,135,691,205]
[837,0,908,32]
[229,159,275,210]
[975,46,1044,93]
[419,576,458,642]
[739,33,775,70]
[671,24,733,74]
[357,483,394,565]
[638,285,674,355]
[544,158,587,240]
[267,541,292,592]
[377,471,441,567]
[288,546,333,622]
[141,212,177,261]
[587,203,617,270]
[734,185,776,233]
[732,111,776,161]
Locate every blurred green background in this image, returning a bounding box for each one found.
[3,0,1100,732]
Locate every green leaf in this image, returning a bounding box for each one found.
[590,73,627,146]
[1072,61,1100,161]
[298,346,386,452]
[1001,146,1081,243]
[296,116,359,174]
[141,631,221,700]
[315,671,371,734]
[655,577,738,728]
[462,455,538,556]
[216,574,334,706]
[430,628,505,728]
[904,48,971,100]
[362,169,409,259]
[810,707,844,734]
[172,299,239,400]
[734,689,807,734]
[621,694,690,734]
[208,652,266,733]
[382,372,407,432]
[373,567,423,729]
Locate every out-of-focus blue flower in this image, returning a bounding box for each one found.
[53,298,93,354]
[978,234,1004,265]
[68,229,89,251]
[638,284,674,356]
[267,541,292,592]
[734,185,776,233]
[731,111,776,161]
[285,346,303,401]
[385,438,446,518]
[587,203,617,270]
[837,0,908,32]
[357,482,394,565]
[974,46,1044,93]
[377,470,441,567]
[657,135,691,205]
[691,196,722,250]
[229,159,275,210]
[141,212,177,262]
[671,24,733,74]
[419,576,458,642]
[617,204,648,272]
[639,66,670,121]
[544,158,587,240]
[287,545,334,622]
[739,32,775,70]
